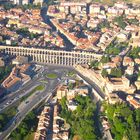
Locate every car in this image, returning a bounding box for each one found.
[6,102,9,105]
[0,106,3,109]
[57,78,61,81]
[8,100,12,104]
[25,101,29,104]
[15,97,19,100]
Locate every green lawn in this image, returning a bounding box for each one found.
[21,85,45,101]
[34,85,45,91]
[39,80,48,84]
[46,73,57,79]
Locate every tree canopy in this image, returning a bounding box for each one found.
[129,47,140,59]
[113,16,127,29]
[60,95,99,140]
[100,55,111,64]
[110,68,122,78]
[103,102,140,140]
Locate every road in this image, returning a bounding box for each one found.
[75,69,105,99]
[0,65,69,140]
[0,63,106,140]
[0,66,46,113]
[41,7,75,51]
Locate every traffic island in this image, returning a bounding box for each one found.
[46,73,57,79]
[21,85,45,102]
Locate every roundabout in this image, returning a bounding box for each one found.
[46,73,57,79]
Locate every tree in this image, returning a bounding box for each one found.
[104,102,140,140]
[105,47,121,55]
[106,104,115,119]
[100,56,111,64]
[90,60,99,69]
[114,117,126,136]
[98,20,110,29]
[135,109,140,125]
[129,47,140,59]
[60,95,98,139]
[3,3,15,10]
[114,16,127,29]
[9,110,38,139]
[127,18,139,26]
[101,69,108,77]
[68,83,74,90]
[60,97,67,110]
[110,68,122,78]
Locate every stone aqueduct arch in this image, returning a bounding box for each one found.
[0,46,102,65]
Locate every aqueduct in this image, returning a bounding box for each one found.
[0,46,102,65]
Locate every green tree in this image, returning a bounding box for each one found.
[60,97,67,110]
[110,68,122,78]
[3,3,15,10]
[129,47,140,59]
[60,95,98,139]
[106,104,115,119]
[100,56,111,64]
[101,69,108,77]
[127,18,139,25]
[114,16,127,29]
[98,20,110,29]
[105,47,121,55]
[135,109,140,125]
[103,102,140,140]
[90,60,99,69]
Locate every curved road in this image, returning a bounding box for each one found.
[0,65,68,140]
[0,5,107,139]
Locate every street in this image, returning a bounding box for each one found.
[0,64,106,140]
[0,65,72,140]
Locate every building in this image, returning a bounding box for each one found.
[13,0,21,5]
[22,0,29,5]
[67,100,78,111]
[12,56,28,65]
[67,89,76,100]
[14,0,29,5]
[89,4,101,14]
[0,57,5,67]
[135,80,140,90]
[123,56,134,66]
[107,93,122,104]
[105,77,136,94]
[57,85,68,100]
[127,95,140,109]
[53,104,69,140]
[33,0,44,6]
[34,106,51,140]
[2,64,31,90]
[75,86,89,95]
